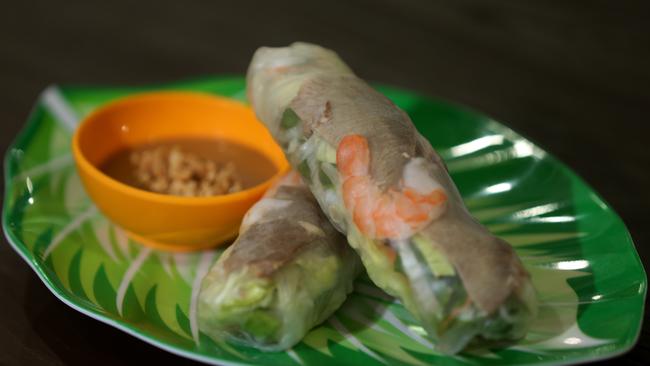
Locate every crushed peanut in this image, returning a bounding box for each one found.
[130,145,243,196]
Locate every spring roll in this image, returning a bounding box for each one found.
[247,43,537,353]
[198,172,360,351]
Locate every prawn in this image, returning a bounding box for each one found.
[337,134,447,240]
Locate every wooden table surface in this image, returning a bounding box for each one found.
[1,1,648,365]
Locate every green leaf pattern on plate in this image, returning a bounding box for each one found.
[2,77,645,365]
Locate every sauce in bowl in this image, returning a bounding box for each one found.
[100,138,277,197]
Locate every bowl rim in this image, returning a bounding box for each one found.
[72,91,289,206]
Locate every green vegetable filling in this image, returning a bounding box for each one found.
[280,108,301,129]
[412,235,455,277]
[298,160,312,182]
[219,279,272,313]
[243,310,281,340]
[319,165,334,188]
[315,140,337,163]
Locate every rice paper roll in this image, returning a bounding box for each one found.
[198,172,360,351]
[247,43,538,353]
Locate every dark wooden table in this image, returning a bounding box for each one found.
[1,1,648,365]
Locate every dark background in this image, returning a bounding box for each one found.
[1,0,648,365]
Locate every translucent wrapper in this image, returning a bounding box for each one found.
[198,172,360,351]
[247,43,538,353]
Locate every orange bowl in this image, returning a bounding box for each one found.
[72,92,289,251]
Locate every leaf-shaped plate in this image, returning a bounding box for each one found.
[3,77,645,365]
